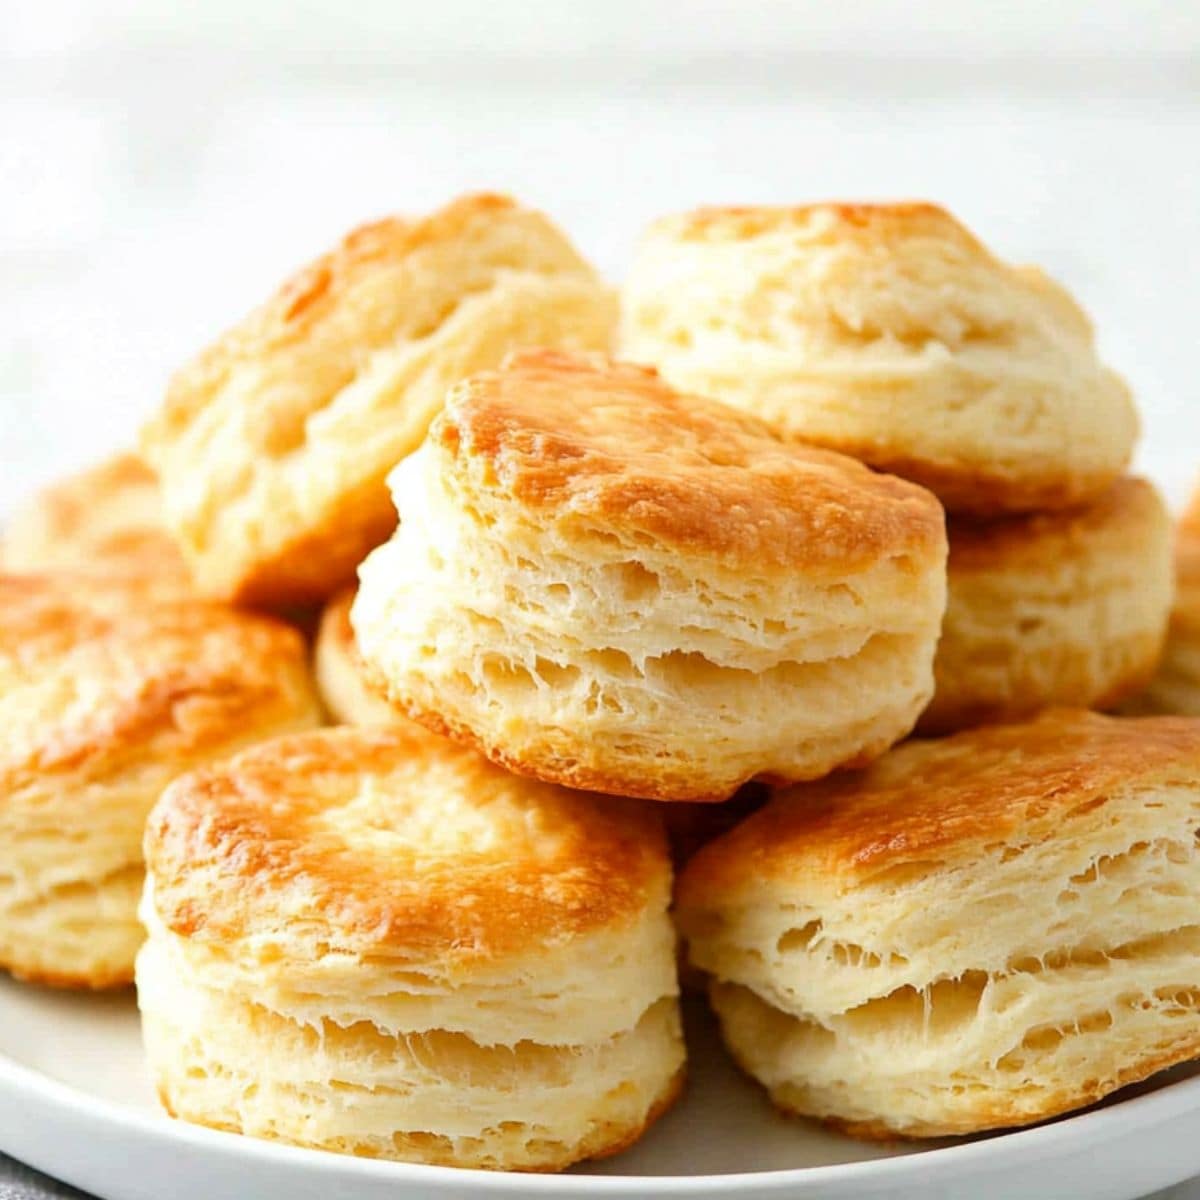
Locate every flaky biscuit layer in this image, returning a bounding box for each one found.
[354,349,947,801]
[677,711,1200,1137]
[621,202,1137,515]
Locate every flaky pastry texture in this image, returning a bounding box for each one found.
[921,477,1172,733]
[677,710,1200,1138]
[0,572,321,988]
[354,348,947,801]
[142,194,615,605]
[138,724,683,1170]
[621,203,1137,514]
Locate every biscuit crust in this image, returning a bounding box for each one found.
[0,572,321,987]
[143,194,615,605]
[146,724,671,960]
[437,350,942,571]
[2,452,188,583]
[621,202,1137,515]
[354,349,948,801]
[139,724,684,1170]
[920,477,1172,733]
[678,711,1200,1137]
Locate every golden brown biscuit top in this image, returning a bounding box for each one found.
[146,193,595,452]
[635,201,1095,350]
[0,572,317,781]
[678,710,1200,902]
[946,477,1163,570]
[432,349,945,571]
[2,452,187,579]
[146,724,670,963]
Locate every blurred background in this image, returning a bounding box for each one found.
[2,0,1197,514]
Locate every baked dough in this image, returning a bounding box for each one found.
[142,194,615,605]
[921,477,1172,733]
[1134,485,1200,715]
[0,572,320,988]
[677,710,1200,1137]
[2,452,188,584]
[138,724,684,1170]
[621,203,1137,514]
[353,348,948,801]
[314,587,404,725]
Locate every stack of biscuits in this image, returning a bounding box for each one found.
[3,191,1199,1170]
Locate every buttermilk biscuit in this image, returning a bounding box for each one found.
[314,587,404,725]
[677,710,1200,1139]
[621,203,1137,514]
[353,349,948,802]
[138,724,684,1171]
[142,194,615,606]
[2,452,188,583]
[920,477,1172,734]
[0,573,321,988]
[1136,487,1200,715]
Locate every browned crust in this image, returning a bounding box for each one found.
[150,194,520,439]
[0,572,319,780]
[946,477,1163,569]
[843,445,1128,518]
[217,473,397,608]
[146,724,670,957]
[579,1065,685,1164]
[678,710,1200,901]
[2,452,189,578]
[435,348,945,573]
[1181,481,1200,538]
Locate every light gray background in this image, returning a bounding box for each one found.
[2,2,1198,1196]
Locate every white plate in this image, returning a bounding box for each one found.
[1,981,1199,1199]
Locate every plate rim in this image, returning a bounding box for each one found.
[4,1034,1200,1196]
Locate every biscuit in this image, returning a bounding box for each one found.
[920,477,1172,734]
[137,724,684,1171]
[353,349,948,802]
[1134,486,1200,715]
[314,587,404,725]
[0,573,321,988]
[677,710,1200,1138]
[621,203,1137,515]
[142,194,615,606]
[2,452,188,583]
